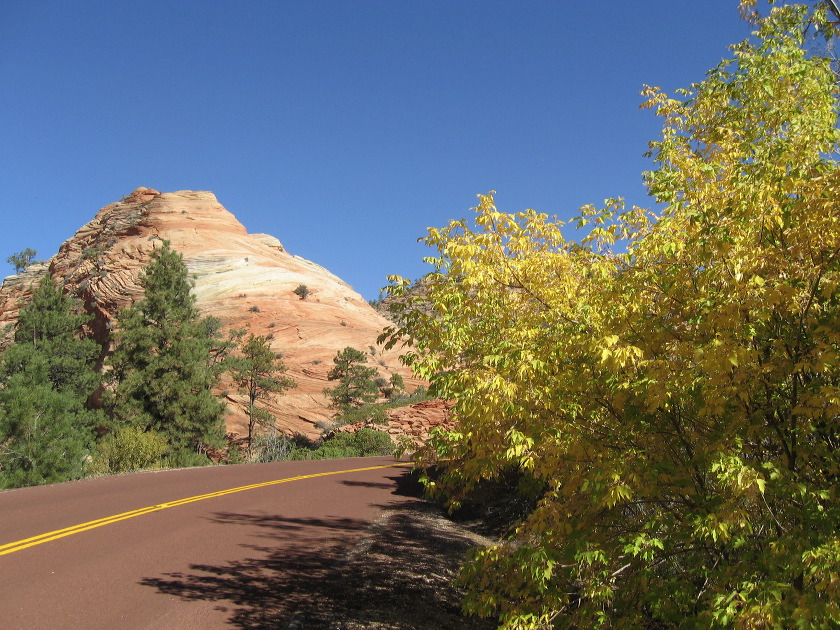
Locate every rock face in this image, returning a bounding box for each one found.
[329,400,455,448]
[0,188,421,438]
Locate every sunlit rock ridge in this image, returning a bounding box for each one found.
[0,188,421,437]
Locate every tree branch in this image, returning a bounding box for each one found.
[826,0,840,23]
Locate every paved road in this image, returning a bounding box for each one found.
[0,457,413,629]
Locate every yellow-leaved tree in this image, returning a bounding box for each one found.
[382,3,840,628]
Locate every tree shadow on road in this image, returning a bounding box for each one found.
[139,474,497,629]
[338,480,394,490]
[140,513,366,628]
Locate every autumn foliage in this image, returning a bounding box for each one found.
[383,4,840,627]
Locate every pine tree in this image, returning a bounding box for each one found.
[6,248,37,274]
[0,275,101,488]
[323,347,379,412]
[229,333,296,458]
[106,241,225,466]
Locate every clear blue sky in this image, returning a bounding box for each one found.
[1,1,749,300]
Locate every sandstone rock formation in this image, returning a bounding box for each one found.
[328,400,455,449]
[0,188,421,438]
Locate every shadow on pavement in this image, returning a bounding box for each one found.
[338,480,395,490]
[139,472,496,629]
[140,513,367,629]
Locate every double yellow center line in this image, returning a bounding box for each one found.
[0,461,411,557]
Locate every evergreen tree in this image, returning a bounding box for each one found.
[6,248,37,274]
[323,347,379,411]
[106,241,225,465]
[0,275,101,488]
[229,333,296,458]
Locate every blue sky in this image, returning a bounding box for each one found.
[1,1,749,300]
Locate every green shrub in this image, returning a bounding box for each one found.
[305,442,358,460]
[287,428,393,460]
[165,449,213,469]
[163,450,213,468]
[226,441,245,464]
[389,373,405,390]
[322,429,392,457]
[349,428,394,456]
[89,426,168,475]
[287,446,319,460]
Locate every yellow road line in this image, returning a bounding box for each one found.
[0,461,412,557]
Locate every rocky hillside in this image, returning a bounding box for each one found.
[329,399,454,449]
[0,188,421,438]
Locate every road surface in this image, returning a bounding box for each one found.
[0,457,413,629]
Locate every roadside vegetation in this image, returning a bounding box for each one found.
[0,245,422,485]
[242,348,430,464]
[0,275,101,486]
[103,242,228,468]
[327,385,430,429]
[250,427,395,462]
[381,3,840,627]
[228,332,296,459]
